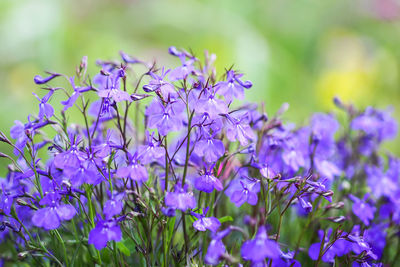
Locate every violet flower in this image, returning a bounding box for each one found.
[241,226,280,264]
[115,152,148,183]
[194,133,225,163]
[226,177,260,207]
[32,192,76,230]
[103,193,125,219]
[88,217,122,250]
[165,185,196,211]
[194,165,223,193]
[214,70,252,102]
[349,194,376,226]
[33,90,54,121]
[224,113,256,146]
[191,207,220,232]
[205,228,232,265]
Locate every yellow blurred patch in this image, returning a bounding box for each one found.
[315,30,377,108]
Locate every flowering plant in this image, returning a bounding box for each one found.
[0,47,399,266]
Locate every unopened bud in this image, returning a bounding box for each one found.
[326,216,346,223]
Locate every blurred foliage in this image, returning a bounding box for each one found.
[1,0,400,167]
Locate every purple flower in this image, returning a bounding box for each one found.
[194,89,228,119]
[137,131,165,164]
[146,99,185,136]
[298,196,312,213]
[215,70,252,102]
[32,192,76,230]
[53,136,84,169]
[165,185,196,211]
[61,77,92,111]
[33,90,54,120]
[351,107,397,142]
[0,185,13,216]
[226,177,260,207]
[194,134,225,163]
[95,68,131,102]
[88,218,122,250]
[349,194,376,226]
[205,228,231,265]
[63,150,102,187]
[191,207,221,232]
[10,120,29,154]
[224,113,256,146]
[241,226,280,263]
[168,56,195,81]
[103,193,125,219]
[143,68,176,99]
[194,165,223,193]
[115,152,148,183]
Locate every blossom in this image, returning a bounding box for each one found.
[165,185,196,211]
[137,131,165,164]
[241,226,280,264]
[215,70,252,102]
[349,194,376,226]
[32,192,76,230]
[205,228,231,265]
[61,77,92,111]
[226,177,260,207]
[194,165,223,193]
[191,207,220,232]
[194,134,225,163]
[94,67,131,102]
[33,90,54,120]
[88,218,122,250]
[103,193,125,219]
[143,68,176,99]
[224,113,256,146]
[146,99,185,136]
[115,152,148,183]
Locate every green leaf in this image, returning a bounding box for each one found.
[117,241,131,256]
[219,216,233,223]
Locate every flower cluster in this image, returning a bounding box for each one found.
[0,47,399,266]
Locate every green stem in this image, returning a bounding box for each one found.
[54,229,69,267]
[182,111,194,185]
[181,211,190,262]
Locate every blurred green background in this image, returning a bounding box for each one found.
[1,0,400,164]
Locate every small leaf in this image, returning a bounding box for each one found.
[219,216,233,223]
[117,241,131,256]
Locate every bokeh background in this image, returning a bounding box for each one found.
[1,0,400,164]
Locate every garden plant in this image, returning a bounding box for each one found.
[0,47,399,266]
